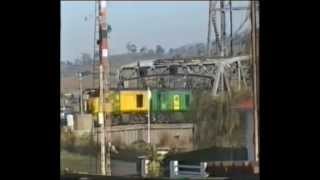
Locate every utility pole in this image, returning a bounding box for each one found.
[98,0,112,176]
[250,0,259,163]
[98,64,106,175]
[206,0,212,57]
[147,87,151,144]
[79,72,83,114]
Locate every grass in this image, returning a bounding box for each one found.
[61,148,142,174]
[61,150,97,174]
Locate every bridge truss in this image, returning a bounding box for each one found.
[117,55,251,96]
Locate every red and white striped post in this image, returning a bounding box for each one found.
[98,0,112,176]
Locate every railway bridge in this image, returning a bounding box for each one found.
[117,55,251,96]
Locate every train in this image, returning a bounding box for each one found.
[85,89,192,115]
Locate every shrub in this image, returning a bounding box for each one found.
[61,131,96,156]
[61,130,77,152]
[187,89,252,149]
[129,140,150,153]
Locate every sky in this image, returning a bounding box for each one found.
[61,1,250,62]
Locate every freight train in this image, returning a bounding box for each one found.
[86,89,192,113]
[84,89,192,124]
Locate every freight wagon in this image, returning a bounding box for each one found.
[86,89,192,114]
[87,91,120,114]
[151,90,192,112]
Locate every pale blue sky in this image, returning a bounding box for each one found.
[61,1,249,62]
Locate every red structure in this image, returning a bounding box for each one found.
[233,98,253,111]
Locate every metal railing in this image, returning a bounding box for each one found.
[170,160,209,178]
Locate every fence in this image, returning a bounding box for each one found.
[169,160,208,178]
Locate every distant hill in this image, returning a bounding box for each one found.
[61,52,168,93]
[61,30,254,93]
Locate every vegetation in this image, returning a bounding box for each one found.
[61,130,96,156]
[146,145,164,177]
[61,150,96,174]
[126,42,138,53]
[155,45,165,55]
[185,89,252,149]
[110,140,150,162]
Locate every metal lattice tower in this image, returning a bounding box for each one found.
[220,1,226,57]
[207,1,252,57]
[229,0,233,56]
[207,0,221,57]
[205,0,252,96]
[206,1,212,56]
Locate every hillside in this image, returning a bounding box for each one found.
[61,53,167,93]
[61,30,254,93]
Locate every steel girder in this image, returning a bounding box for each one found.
[117,55,250,95]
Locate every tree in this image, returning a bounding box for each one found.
[126,42,132,53]
[195,43,205,56]
[168,48,175,55]
[155,45,165,55]
[107,24,112,39]
[126,42,137,53]
[80,53,92,65]
[131,44,137,53]
[74,58,81,65]
[107,24,112,34]
[148,49,155,55]
[140,46,147,54]
[186,89,251,149]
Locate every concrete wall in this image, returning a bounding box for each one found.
[74,114,92,131]
[112,123,194,150]
[74,123,194,151]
